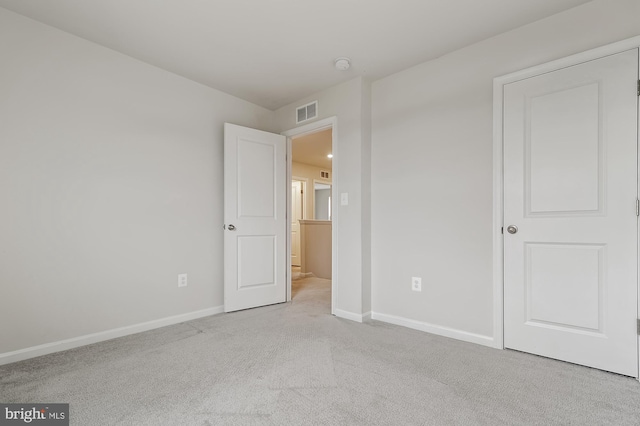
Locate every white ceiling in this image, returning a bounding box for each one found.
[0,0,593,110]
[292,129,332,170]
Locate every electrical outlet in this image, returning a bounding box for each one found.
[411,277,422,292]
[178,273,188,288]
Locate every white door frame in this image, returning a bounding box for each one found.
[493,36,640,378]
[286,178,309,268]
[291,176,309,220]
[282,117,338,314]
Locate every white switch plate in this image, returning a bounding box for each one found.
[411,277,422,292]
[340,192,349,206]
[178,273,188,288]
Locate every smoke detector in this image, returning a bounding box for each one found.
[334,57,351,71]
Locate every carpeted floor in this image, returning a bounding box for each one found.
[2,276,640,425]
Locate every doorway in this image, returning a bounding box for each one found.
[283,117,337,314]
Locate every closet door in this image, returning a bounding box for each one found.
[503,49,639,377]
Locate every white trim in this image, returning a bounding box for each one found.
[291,176,309,220]
[493,35,640,367]
[0,306,223,366]
[496,36,640,87]
[492,70,505,350]
[283,117,338,316]
[362,311,372,322]
[283,116,335,138]
[290,176,307,278]
[334,309,364,323]
[371,312,494,348]
[637,51,640,383]
[286,137,293,302]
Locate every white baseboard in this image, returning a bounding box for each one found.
[334,309,365,323]
[362,311,372,321]
[0,306,224,366]
[371,312,495,348]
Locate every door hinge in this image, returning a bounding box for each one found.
[637,80,640,96]
[637,318,640,335]
[501,227,504,234]
[636,199,639,216]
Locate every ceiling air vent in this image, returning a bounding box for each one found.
[296,101,318,124]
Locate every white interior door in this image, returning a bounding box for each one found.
[224,123,286,312]
[503,49,639,377]
[291,180,303,267]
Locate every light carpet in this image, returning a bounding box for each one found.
[1,277,640,425]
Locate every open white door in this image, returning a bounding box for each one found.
[503,50,638,376]
[224,123,286,312]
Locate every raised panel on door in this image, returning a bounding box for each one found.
[526,83,602,216]
[525,243,604,334]
[238,235,276,289]
[503,49,638,377]
[224,123,286,313]
[237,139,276,218]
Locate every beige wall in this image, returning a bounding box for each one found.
[299,220,332,279]
[0,8,275,355]
[292,162,331,220]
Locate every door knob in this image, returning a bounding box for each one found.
[507,225,518,234]
[227,224,236,231]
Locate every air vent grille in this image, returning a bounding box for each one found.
[296,101,318,124]
[320,170,330,179]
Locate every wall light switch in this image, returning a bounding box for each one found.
[178,273,188,288]
[340,192,349,206]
